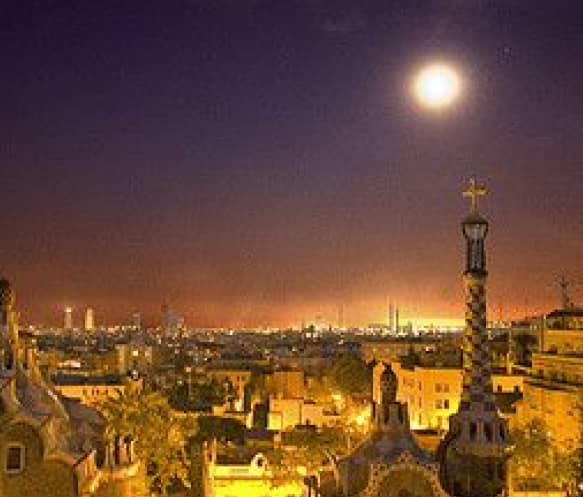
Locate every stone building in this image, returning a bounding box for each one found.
[202,440,304,497]
[515,352,583,452]
[0,278,140,497]
[372,360,523,432]
[51,373,143,408]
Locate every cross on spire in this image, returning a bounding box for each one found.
[462,177,488,213]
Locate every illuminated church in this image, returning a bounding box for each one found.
[0,279,140,497]
[316,179,511,497]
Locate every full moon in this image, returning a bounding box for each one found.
[413,64,461,109]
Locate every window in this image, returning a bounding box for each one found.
[444,399,449,409]
[435,382,450,393]
[6,444,25,473]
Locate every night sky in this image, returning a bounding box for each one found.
[2,1,583,327]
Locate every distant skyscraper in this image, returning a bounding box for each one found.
[64,307,73,330]
[161,303,181,334]
[132,311,141,330]
[84,307,94,331]
[387,300,399,334]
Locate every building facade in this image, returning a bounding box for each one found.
[0,279,140,497]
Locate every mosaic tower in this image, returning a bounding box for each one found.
[439,178,510,497]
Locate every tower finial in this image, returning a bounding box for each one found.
[462,177,488,214]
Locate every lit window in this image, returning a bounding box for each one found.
[6,444,25,473]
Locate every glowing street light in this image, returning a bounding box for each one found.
[413,63,462,110]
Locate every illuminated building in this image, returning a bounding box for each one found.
[545,307,583,331]
[52,373,143,407]
[64,307,73,331]
[266,369,305,399]
[115,341,153,376]
[542,307,583,354]
[438,179,510,497]
[268,398,341,431]
[202,441,304,497]
[84,307,94,331]
[372,361,522,431]
[515,352,583,452]
[266,369,342,430]
[0,278,140,497]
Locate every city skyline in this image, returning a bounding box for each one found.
[2,1,583,327]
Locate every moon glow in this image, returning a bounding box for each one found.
[413,64,461,109]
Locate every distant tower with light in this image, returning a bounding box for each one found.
[64,307,73,331]
[439,178,510,497]
[84,307,95,331]
[387,300,400,334]
[132,311,142,331]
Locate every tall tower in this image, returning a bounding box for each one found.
[132,311,142,331]
[64,307,73,331]
[84,307,95,331]
[439,178,510,497]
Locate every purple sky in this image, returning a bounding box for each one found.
[1,1,582,327]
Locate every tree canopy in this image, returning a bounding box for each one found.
[169,377,227,412]
[100,389,197,496]
[512,418,573,492]
[194,415,247,445]
[270,425,348,485]
[326,353,372,397]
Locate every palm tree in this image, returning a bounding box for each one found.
[99,389,197,496]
